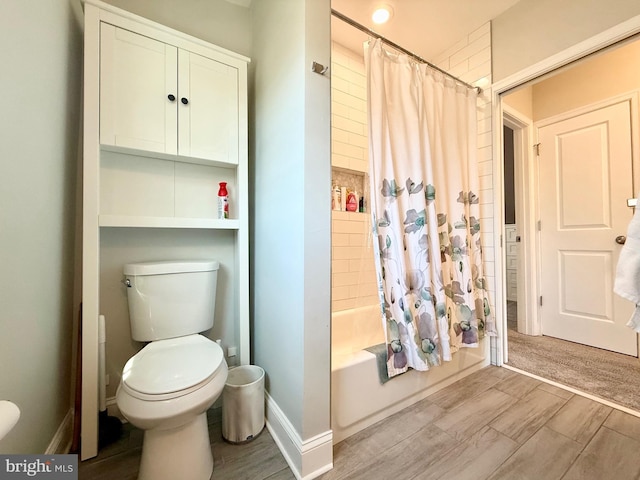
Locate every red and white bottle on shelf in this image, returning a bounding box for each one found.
[218,182,229,219]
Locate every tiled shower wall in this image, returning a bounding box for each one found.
[331,41,377,312]
[331,24,495,319]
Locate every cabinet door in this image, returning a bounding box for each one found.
[178,50,238,163]
[100,24,178,154]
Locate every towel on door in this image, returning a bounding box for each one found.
[614,198,640,332]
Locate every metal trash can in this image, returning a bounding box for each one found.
[222,365,265,444]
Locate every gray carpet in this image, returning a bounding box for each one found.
[505,301,640,412]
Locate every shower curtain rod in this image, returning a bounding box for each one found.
[331,9,482,94]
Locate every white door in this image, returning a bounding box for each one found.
[178,50,238,163]
[100,24,178,154]
[538,100,637,356]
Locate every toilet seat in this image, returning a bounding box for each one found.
[122,335,224,401]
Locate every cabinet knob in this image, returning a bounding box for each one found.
[181,97,189,105]
[167,94,176,101]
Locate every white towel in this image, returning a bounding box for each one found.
[614,199,640,332]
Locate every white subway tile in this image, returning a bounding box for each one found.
[356,295,380,308]
[333,127,349,144]
[334,219,367,235]
[479,202,493,220]
[332,286,351,301]
[434,37,469,63]
[461,61,491,84]
[333,245,364,260]
[349,108,367,125]
[479,187,493,205]
[349,132,368,148]
[349,158,369,172]
[331,76,350,95]
[349,233,366,246]
[478,145,493,162]
[469,22,490,43]
[477,131,492,149]
[483,247,495,262]
[349,258,368,272]
[349,83,366,101]
[480,217,494,233]
[332,259,350,273]
[331,101,350,119]
[332,299,356,312]
[480,175,493,191]
[334,271,362,287]
[481,233,494,247]
[333,140,365,159]
[333,90,367,114]
[477,160,492,176]
[348,284,364,298]
[331,153,350,169]
[469,47,491,71]
[450,33,490,68]
[477,117,491,135]
[332,233,350,247]
[334,116,366,136]
[448,60,469,78]
[332,63,355,82]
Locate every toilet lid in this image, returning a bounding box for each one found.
[122,335,224,395]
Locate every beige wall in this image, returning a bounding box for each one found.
[503,85,533,119]
[503,37,640,122]
[0,0,82,453]
[492,0,640,81]
[532,39,640,121]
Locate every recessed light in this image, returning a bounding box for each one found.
[372,5,393,24]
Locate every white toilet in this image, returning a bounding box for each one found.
[116,260,228,480]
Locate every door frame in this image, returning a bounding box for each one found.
[492,14,640,366]
[502,105,539,345]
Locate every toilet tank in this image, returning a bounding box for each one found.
[123,260,219,342]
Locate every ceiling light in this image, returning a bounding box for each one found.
[372,5,393,24]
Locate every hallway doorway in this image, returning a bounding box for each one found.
[498,33,640,412]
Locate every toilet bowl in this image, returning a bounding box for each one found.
[117,334,228,480]
[115,260,226,480]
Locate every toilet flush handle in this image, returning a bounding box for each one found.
[122,277,132,288]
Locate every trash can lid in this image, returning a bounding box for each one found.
[123,335,224,394]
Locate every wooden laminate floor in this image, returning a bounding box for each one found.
[79,366,640,480]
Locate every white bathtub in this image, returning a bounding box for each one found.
[331,304,489,443]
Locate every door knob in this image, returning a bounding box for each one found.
[167,94,176,101]
[181,97,189,105]
[616,235,627,245]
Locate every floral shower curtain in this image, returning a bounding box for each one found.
[365,39,496,379]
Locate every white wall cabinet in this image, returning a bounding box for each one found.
[100,23,239,164]
[82,0,249,462]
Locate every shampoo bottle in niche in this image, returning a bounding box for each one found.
[218,182,229,219]
[346,190,358,212]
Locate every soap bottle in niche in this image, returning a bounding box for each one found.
[218,182,229,219]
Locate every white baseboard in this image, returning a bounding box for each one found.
[265,392,333,480]
[45,409,73,454]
